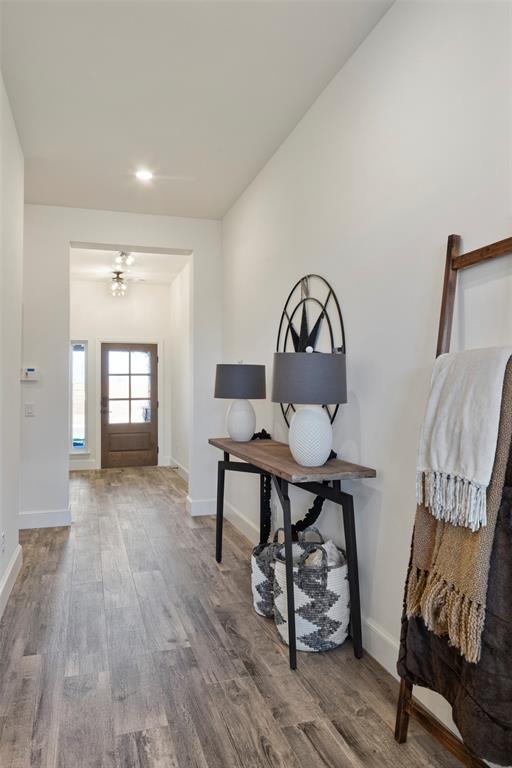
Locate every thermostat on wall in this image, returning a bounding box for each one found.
[21,367,38,381]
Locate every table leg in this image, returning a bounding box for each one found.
[279,479,297,670]
[259,473,268,545]
[335,481,363,658]
[215,452,228,563]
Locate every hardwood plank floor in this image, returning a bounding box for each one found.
[0,467,460,768]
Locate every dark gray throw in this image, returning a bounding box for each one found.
[398,466,512,765]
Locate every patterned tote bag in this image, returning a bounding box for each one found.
[273,542,350,652]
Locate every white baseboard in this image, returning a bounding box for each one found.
[170,457,189,483]
[70,457,98,470]
[362,615,401,678]
[186,496,216,517]
[224,500,259,544]
[363,609,457,734]
[70,457,178,471]
[0,544,22,619]
[19,507,72,529]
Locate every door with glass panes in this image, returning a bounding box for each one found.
[101,343,158,468]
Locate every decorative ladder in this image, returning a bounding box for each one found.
[394,233,512,768]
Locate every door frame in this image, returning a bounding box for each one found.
[94,336,166,468]
[100,341,158,469]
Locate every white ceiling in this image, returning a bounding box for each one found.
[70,248,189,285]
[1,1,391,219]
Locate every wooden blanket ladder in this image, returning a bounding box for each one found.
[394,232,512,768]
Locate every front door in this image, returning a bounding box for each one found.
[101,342,158,468]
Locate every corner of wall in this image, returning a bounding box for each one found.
[186,495,216,517]
[170,457,189,482]
[0,545,22,620]
[19,507,72,530]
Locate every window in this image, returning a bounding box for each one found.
[106,348,152,424]
[71,342,87,450]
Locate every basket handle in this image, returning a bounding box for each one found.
[273,528,324,551]
[273,527,285,543]
[300,525,323,543]
[297,543,328,590]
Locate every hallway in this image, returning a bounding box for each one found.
[0,468,457,767]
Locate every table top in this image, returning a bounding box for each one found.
[209,437,376,484]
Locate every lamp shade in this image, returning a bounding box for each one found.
[271,352,347,405]
[214,364,266,400]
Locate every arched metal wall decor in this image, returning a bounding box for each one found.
[276,274,346,427]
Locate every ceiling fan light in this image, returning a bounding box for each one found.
[110,270,127,297]
[113,252,135,270]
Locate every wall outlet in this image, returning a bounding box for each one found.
[24,403,35,418]
[1,531,5,554]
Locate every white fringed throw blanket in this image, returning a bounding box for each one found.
[407,357,512,663]
[417,347,512,531]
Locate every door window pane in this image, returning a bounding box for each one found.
[131,400,151,423]
[131,375,150,399]
[71,342,86,449]
[131,350,150,374]
[109,400,129,423]
[108,350,129,374]
[109,375,129,399]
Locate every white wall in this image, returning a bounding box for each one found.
[69,278,177,470]
[222,0,512,725]
[22,204,223,528]
[169,262,191,480]
[0,74,24,612]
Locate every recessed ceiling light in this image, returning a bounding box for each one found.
[135,169,153,182]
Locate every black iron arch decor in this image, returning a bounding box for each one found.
[276,274,346,427]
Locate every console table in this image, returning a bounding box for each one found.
[209,437,376,669]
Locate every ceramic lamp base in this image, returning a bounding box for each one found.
[289,406,332,466]
[226,399,255,442]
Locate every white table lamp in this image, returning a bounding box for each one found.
[271,351,347,466]
[214,363,266,442]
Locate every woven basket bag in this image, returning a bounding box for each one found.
[273,542,350,652]
[251,527,323,618]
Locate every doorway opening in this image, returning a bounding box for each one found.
[68,243,192,477]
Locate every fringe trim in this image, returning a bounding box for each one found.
[406,566,485,664]
[416,470,487,531]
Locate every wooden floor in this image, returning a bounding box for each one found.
[0,467,460,768]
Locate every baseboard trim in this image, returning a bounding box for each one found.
[19,507,72,530]
[362,616,400,678]
[0,544,22,619]
[224,500,259,544]
[363,609,456,733]
[186,496,215,517]
[70,457,98,470]
[170,458,189,483]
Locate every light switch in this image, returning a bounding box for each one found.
[24,403,35,418]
